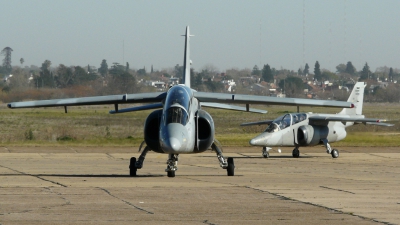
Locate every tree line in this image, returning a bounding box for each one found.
[1,54,400,103]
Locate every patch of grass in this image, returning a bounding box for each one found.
[1,103,399,147]
[335,132,400,147]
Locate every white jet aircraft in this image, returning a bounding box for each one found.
[242,82,393,158]
[7,26,353,177]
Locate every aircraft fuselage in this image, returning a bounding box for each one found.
[159,85,198,153]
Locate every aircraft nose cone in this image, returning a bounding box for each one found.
[249,134,267,146]
[168,137,182,152]
[249,138,258,146]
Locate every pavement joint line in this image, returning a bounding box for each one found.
[97,187,154,214]
[0,164,68,188]
[368,153,396,159]
[182,175,392,225]
[105,153,115,159]
[236,153,252,157]
[243,186,392,225]
[319,185,356,194]
[42,187,72,207]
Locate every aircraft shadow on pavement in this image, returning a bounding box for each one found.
[1,173,242,178]
[0,174,163,178]
[198,155,314,159]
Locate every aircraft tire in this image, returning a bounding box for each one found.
[227,157,235,176]
[129,157,137,177]
[167,171,175,177]
[331,149,339,158]
[292,149,300,158]
[262,151,269,158]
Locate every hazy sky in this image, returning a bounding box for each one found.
[2,0,399,73]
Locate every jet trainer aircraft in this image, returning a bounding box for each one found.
[241,82,393,159]
[8,26,353,177]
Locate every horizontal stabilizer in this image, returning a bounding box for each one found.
[200,102,267,113]
[240,120,274,126]
[109,103,163,114]
[309,116,392,124]
[366,122,394,127]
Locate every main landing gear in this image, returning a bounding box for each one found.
[212,142,235,176]
[129,143,150,177]
[129,141,236,177]
[322,139,339,158]
[290,141,340,158]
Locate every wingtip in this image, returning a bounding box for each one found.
[7,103,12,108]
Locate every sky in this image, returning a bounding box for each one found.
[1,0,400,73]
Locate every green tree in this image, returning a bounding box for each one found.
[20,58,24,67]
[108,69,136,94]
[389,67,394,82]
[297,68,302,76]
[252,65,261,76]
[261,64,273,82]
[55,64,74,88]
[303,63,309,75]
[174,64,182,78]
[314,61,321,81]
[345,61,356,75]
[336,63,346,73]
[75,66,97,84]
[360,62,370,81]
[278,76,304,97]
[36,60,54,88]
[137,66,146,75]
[98,59,108,77]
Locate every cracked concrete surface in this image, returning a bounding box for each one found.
[0,146,399,224]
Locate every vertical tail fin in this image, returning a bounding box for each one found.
[181,26,193,87]
[339,82,366,115]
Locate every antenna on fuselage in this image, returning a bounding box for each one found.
[181,26,194,88]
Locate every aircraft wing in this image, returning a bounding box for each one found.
[109,103,164,114]
[240,120,274,126]
[7,92,166,111]
[200,102,267,113]
[309,116,394,126]
[193,92,352,108]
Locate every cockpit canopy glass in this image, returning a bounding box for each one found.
[164,85,191,125]
[264,113,307,133]
[166,106,188,125]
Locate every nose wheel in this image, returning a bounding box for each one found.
[166,154,178,177]
[292,148,300,158]
[331,149,339,158]
[262,147,270,158]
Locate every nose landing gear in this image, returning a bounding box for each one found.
[165,154,179,177]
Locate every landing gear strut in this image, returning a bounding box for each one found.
[212,142,235,176]
[165,154,179,177]
[129,143,150,177]
[322,139,339,158]
[262,147,270,158]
